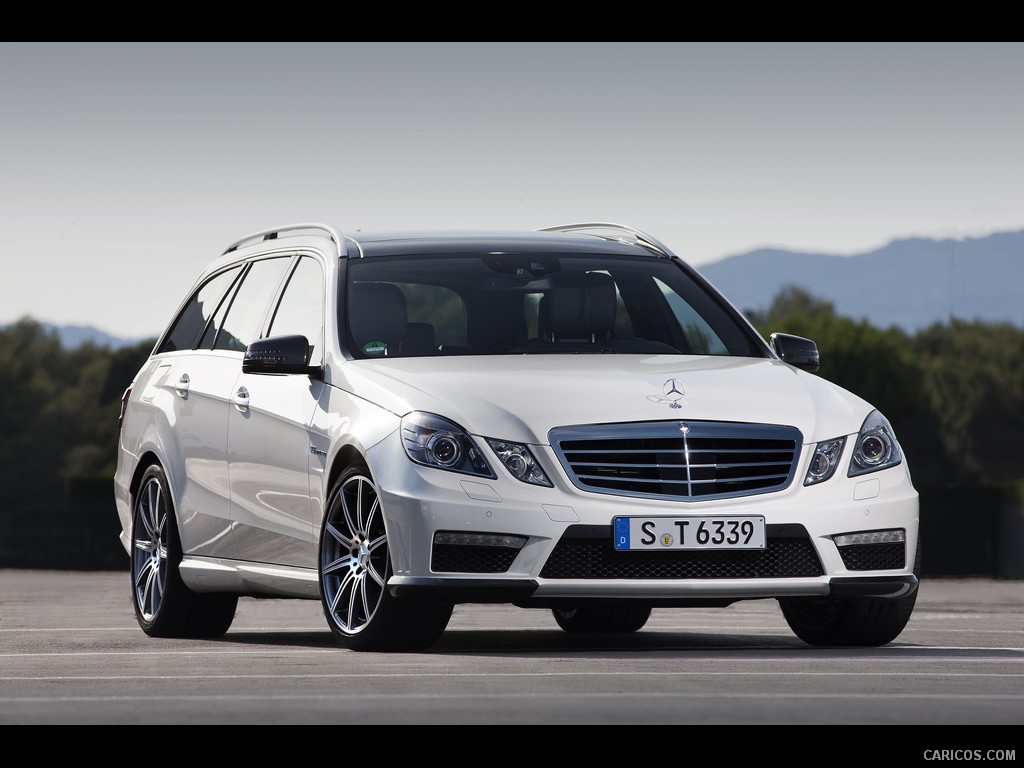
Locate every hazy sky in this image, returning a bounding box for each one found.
[3,42,1022,339]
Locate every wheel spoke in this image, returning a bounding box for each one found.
[355,478,367,534]
[363,496,380,536]
[367,531,387,553]
[324,520,354,549]
[364,532,387,588]
[364,562,386,589]
[342,484,360,539]
[155,503,166,539]
[147,481,161,530]
[150,481,162,520]
[140,560,159,617]
[357,575,372,624]
[329,567,358,616]
[322,554,355,577]
[138,503,154,540]
[133,536,154,554]
[133,557,150,592]
[347,575,362,629]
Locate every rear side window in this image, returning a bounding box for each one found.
[157,266,242,353]
[212,257,291,352]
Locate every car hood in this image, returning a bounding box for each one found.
[334,354,874,446]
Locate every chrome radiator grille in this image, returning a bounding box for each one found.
[550,421,802,501]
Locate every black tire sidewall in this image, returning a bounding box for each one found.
[130,463,185,634]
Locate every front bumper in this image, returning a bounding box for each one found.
[387,573,920,606]
[366,428,920,606]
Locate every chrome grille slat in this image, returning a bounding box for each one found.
[574,472,791,485]
[575,475,690,486]
[563,447,795,455]
[551,421,802,501]
[566,456,793,466]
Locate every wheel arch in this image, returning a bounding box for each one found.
[125,450,184,554]
[128,451,165,509]
[323,443,371,522]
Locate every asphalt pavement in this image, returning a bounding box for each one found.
[0,570,1021,742]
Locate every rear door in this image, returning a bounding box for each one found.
[149,265,243,559]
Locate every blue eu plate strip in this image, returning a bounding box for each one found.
[614,517,630,551]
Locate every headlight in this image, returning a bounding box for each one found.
[401,412,495,478]
[486,439,552,486]
[804,437,846,486]
[848,410,903,477]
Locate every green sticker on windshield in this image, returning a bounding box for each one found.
[363,341,387,355]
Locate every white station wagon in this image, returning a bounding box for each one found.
[114,222,920,651]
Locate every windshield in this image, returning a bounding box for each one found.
[344,252,764,359]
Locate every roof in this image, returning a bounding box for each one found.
[222,222,677,262]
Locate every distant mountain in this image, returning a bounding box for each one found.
[697,229,1024,332]
[42,323,144,350]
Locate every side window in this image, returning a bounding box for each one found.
[157,266,242,353]
[267,256,325,366]
[198,273,239,349]
[212,257,291,352]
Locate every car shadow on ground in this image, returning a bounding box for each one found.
[218,627,812,653]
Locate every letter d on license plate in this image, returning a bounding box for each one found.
[614,516,766,551]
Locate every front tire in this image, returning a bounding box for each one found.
[552,603,652,634]
[130,463,237,638]
[318,462,452,651]
[779,593,917,646]
[779,542,921,647]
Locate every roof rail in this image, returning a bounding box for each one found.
[222,222,346,258]
[537,222,673,257]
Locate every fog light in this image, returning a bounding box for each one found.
[833,529,906,547]
[433,532,528,549]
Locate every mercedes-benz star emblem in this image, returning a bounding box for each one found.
[663,378,685,409]
[646,378,687,409]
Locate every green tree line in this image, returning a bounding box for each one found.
[0,318,155,500]
[1,292,1022,570]
[3,295,1023,494]
[749,286,1024,489]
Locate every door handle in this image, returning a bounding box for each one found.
[233,386,250,411]
[175,374,190,398]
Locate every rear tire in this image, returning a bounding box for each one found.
[318,462,453,651]
[552,603,652,634]
[130,464,237,638]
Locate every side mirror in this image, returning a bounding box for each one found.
[770,333,820,372]
[243,334,319,376]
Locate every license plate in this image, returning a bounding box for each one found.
[613,515,766,551]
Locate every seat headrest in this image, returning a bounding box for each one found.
[546,272,617,341]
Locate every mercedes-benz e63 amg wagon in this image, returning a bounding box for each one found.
[114,222,920,651]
